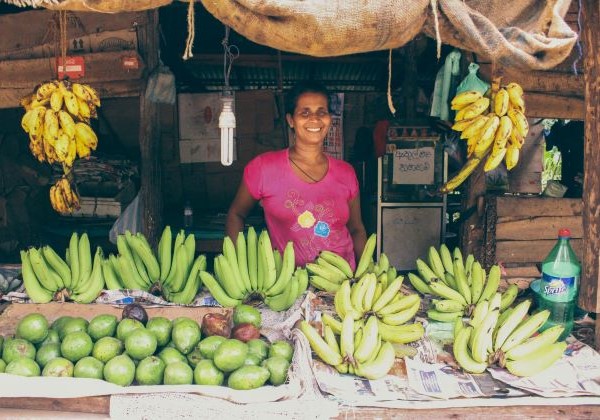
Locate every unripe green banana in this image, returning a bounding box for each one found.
[316,257,349,281]
[470,308,499,363]
[372,276,404,313]
[299,320,343,366]
[158,225,172,282]
[376,293,420,316]
[478,265,501,303]
[340,316,355,363]
[453,258,471,304]
[322,313,342,335]
[407,272,433,295]
[493,299,531,351]
[427,246,445,280]
[354,233,376,279]
[434,299,466,313]
[267,241,295,296]
[427,309,462,323]
[246,227,258,290]
[505,341,567,377]
[296,268,309,298]
[309,275,340,293]
[505,325,564,361]
[354,341,395,380]
[439,244,454,275]
[453,326,487,374]
[500,310,550,352]
[381,300,420,326]
[428,279,468,305]
[20,250,53,303]
[470,262,484,304]
[499,284,519,311]
[199,271,241,307]
[416,258,438,283]
[377,321,424,344]
[320,250,353,279]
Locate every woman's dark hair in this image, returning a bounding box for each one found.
[285,81,329,115]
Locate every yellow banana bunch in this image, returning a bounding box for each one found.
[453,295,567,376]
[198,226,308,311]
[20,232,105,304]
[407,245,518,322]
[441,81,528,193]
[49,177,80,214]
[19,79,101,182]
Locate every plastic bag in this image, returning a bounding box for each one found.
[456,63,489,95]
[109,194,141,244]
[145,62,176,105]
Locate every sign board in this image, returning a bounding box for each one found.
[392,146,435,185]
[57,56,85,80]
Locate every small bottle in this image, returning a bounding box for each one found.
[539,228,580,340]
[183,201,193,228]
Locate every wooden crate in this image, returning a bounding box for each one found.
[506,121,544,194]
[484,195,582,289]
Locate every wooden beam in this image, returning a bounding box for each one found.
[496,216,583,240]
[138,10,163,247]
[496,196,582,218]
[525,92,585,120]
[478,64,584,97]
[497,239,584,264]
[580,0,600,318]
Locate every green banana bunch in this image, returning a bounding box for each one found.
[202,227,308,311]
[300,316,396,380]
[407,245,517,321]
[452,294,566,376]
[19,232,104,304]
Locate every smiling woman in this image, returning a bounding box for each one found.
[225,81,367,268]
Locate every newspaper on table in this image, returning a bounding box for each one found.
[303,291,600,408]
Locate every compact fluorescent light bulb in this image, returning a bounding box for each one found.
[219,95,235,166]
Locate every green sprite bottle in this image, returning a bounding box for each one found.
[539,228,580,340]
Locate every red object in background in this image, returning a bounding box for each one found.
[373,120,390,158]
[121,55,139,70]
[57,56,85,80]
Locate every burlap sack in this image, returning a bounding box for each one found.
[4,0,170,12]
[201,0,578,70]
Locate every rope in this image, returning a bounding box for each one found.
[387,49,396,116]
[59,10,67,80]
[571,0,583,75]
[182,0,195,60]
[430,0,442,59]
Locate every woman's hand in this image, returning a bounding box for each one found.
[347,194,367,263]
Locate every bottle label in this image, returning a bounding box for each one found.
[541,273,578,301]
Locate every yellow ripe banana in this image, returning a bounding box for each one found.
[372,275,404,313]
[77,97,91,120]
[493,88,509,116]
[460,115,489,139]
[44,109,59,140]
[355,233,376,279]
[506,82,525,113]
[50,89,63,112]
[470,309,498,363]
[433,299,466,313]
[453,326,487,374]
[439,244,453,275]
[427,309,463,323]
[36,81,58,101]
[478,265,501,303]
[509,129,525,149]
[451,90,483,109]
[340,315,356,364]
[21,108,36,133]
[473,114,500,158]
[507,108,529,138]
[505,341,566,377]
[491,115,513,154]
[377,293,420,316]
[55,132,71,162]
[439,157,482,194]
[462,97,491,120]
[483,148,507,172]
[72,83,92,102]
[354,316,379,364]
[63,91,80,117]
[470,262,484,304]
[505,144,520,170]
[82,84,101,107]
[65,136,77,167]
[58,110,76,138]
[452,117,478,132]
[74,122,98,149]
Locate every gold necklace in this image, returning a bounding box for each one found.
[289,157,320,183]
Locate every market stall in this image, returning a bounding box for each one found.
[0,0,599,418]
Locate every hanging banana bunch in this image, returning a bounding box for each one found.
[49,176,80,214]
[441,81,528,194]
[21,80,101,213]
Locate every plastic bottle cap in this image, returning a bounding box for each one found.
[558,228,571,237]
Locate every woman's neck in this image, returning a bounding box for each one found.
[289,144,325,164]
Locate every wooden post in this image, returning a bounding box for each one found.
[579,0,600,347]
[137,10,163,246]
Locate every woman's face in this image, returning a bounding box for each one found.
[286,92,332,147]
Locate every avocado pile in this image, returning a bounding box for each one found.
[0,304,293,390]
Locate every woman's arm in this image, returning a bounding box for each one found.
[347,193,368,261]
[225,182,257,240]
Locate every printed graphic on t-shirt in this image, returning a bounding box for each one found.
[284,189,338,257]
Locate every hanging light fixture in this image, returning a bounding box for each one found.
[219,26,238,166]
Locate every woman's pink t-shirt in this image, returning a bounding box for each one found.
[244,149,359,269]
